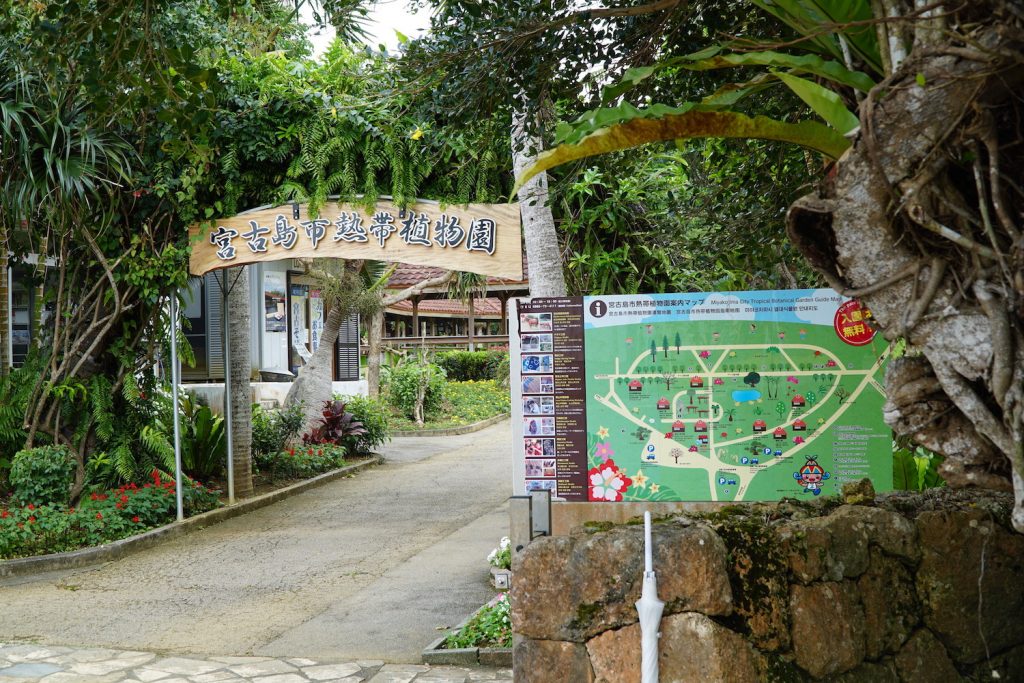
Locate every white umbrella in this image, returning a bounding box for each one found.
[635,511,665,683]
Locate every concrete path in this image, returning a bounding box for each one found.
[0,421,513,668]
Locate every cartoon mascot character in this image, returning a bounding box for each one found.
[794,457,831,495]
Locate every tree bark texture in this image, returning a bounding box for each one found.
[284,301,344,435]
[512,109,568,298]
[787,3,1024,529]
[366,308,384,398]
[226,266,253,498]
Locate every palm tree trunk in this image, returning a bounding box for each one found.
[366,307,384,397]
[512,107,567,298]
[226,266,253,498]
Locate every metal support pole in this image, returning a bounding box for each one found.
[530,489,552,538]
[170,295,184,522]
[222,271,235,504]
[509,495,533,563]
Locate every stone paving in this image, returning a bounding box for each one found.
[0,644,512,683]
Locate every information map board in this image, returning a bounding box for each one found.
[510,290,893,503]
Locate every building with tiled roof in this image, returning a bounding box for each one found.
[381,254,530,346]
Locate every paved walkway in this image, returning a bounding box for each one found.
[0,644,512,682]
[0,422,514,680]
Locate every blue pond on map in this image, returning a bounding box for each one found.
[732,389,762,403]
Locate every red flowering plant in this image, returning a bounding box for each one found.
[254,443,347,481]
[0,473,220,560]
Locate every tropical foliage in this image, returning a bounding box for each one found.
[0,473,220,559]
[443,594,512,649]
[334,394,392,454]
[252,402,307,460]
[384,356,449,425]
[254,443,348,481]
[302,400,367,446]
[387,379,511,432]
[0,0,511,501]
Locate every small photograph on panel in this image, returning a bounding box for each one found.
[525,459,546,478]
[538,396,555,414]
[523,397,543,415]
[521,354,554,374]
[524,417,555,437]
[524,374,548,395]
[521,334,542,352]
[539,417,555,435]
[525,479,557,493]
[520,312,553,332]
[524,438,545,457]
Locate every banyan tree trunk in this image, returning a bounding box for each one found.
[787,1,1024,530]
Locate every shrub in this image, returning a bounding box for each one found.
[0,472,220,559]
[302,400,367,445]
[9,446,75,507]
[386,360,447,421]
[490,353,511,388]
[252,402,306,458]
[255,443,347,480]
[435,350,490,382]
[335,394,390,454]
[436,349,509,382]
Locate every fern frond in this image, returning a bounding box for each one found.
[122,373,140,405]
[113,442,136,482]
[91,375,114,440]
[141,425,176,472]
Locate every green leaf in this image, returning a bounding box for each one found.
[602,48,873,103]
[513,106,849,194]
[774,71,860,133]
[747,0,882,76]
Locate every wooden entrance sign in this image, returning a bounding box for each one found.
[189,199,523,279]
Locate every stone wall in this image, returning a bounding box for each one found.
[510,489,1024,682]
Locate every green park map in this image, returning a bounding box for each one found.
[513,291,893,502]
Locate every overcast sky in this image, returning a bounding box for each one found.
[303,1,432,56]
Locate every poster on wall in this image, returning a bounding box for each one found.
[289,284,311,372]
[264,271,287,333]
[510,290,893,503]
[310,289,324,351]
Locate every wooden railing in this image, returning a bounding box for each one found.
[362,334,510,353]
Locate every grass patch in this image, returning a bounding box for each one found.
[390,380,510,432]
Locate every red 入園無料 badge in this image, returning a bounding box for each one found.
[833,299,875,346]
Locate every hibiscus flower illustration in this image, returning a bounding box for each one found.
[588,459,632,501]
[594,441,615,462]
